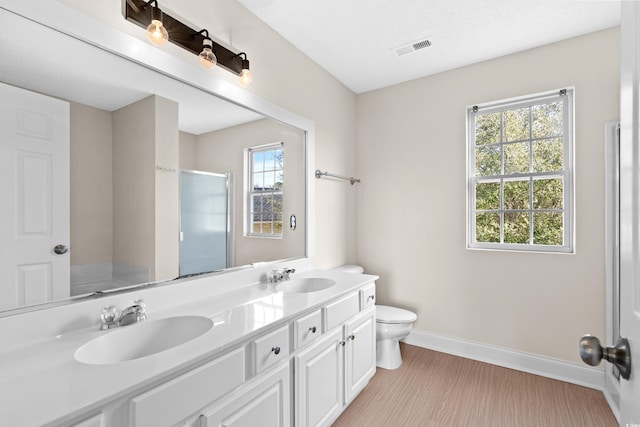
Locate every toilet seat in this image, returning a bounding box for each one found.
[376,305,417,324]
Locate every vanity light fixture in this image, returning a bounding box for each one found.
[144,0,168,46]
[198,30,217,69]
[124,0,253,85]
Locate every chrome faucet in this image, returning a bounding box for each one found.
[100,299,147,330]
[268,267,296,283]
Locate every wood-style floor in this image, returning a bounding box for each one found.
[333,343,616,427]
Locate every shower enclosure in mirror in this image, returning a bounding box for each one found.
[180,170,231,276]
[0,0,314,315]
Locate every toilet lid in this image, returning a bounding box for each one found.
[376,305,417,324]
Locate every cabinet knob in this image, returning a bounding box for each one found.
[309,326,317,333]
[271,346,281,355]
[339,340,346,347]
[349,334,356,341]
[368,295,375,301]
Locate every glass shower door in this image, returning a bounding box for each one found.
[179,170,229,276]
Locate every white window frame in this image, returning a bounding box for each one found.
[246,142,284,239]
[466,89,575,253]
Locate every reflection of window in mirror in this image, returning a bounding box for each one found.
[247,143,284,238]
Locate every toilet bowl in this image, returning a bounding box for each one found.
[375,305,417,369]
[334,265,417,370]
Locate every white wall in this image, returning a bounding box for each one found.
[70,102,113,265]
[112,95,179,281]
[356,28,620,364]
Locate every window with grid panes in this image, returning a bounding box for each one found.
[467,89,574,253]
[247,143,284,237]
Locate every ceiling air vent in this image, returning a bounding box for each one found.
[392,37,433,56]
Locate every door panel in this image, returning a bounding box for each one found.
[344,308,376,403]
[295,328,343,427]
[0,82,70,310]
[619,2,640,423]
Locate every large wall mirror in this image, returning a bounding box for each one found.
[0,2,313,315]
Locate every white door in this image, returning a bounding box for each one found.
[0,82,70,310]
[619,2,640,423]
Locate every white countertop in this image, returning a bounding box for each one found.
[0,269,377,426]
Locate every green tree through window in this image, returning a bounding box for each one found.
[468,90,573,252]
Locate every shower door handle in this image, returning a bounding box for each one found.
[579,334,631,380]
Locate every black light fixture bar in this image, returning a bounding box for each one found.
[124,0,244,75]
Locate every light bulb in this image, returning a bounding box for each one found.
[239,56,252,87]
[147,19,168,46]
[239,68,253,87]
[199,39,217,68]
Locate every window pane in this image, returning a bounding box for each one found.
[252,213,262,233]
[475,146,501,176]
[533,138,563,172]
[475,213,500,243]
[273,193,283,213]
[504,180,529,210]
[276,149,284,169]
[504,212,530,244]
[263,171,276,189]
[475,112,501,145]
[475,181,500,210]
[504,108,530,142]
[533,178,563,209]
[533,212,563,245]
[504,142,530,174]
[264,150,276,170]
[532,101,563,139]
[273,214,283,234]
[253,172,264,190]
[252,151,264,172]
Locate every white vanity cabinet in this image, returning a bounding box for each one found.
[294,304,376,427]
[54,279,376,427]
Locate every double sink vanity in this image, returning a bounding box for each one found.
[0,264,378,426]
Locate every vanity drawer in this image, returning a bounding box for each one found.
[130,348,245,427]
[294,309,322,349]
[360,283,376,310]
[251,324,290,375]
[324,291,359,331]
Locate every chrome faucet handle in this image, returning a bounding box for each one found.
[268,269,283,283]
[133,299,147,322]
[100,305,119,330]
[282,267,296,281]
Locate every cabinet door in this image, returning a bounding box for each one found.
[344,307,376,403]
[294,328,343,427]
[200,363,290,427]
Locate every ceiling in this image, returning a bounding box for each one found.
[237,0,622,94]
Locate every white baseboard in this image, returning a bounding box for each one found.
[403,329,604,391]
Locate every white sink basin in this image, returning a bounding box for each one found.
[74,315,214,365]
[277,277,336,293]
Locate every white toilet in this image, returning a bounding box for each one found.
[375,305,417,369]
[334,265,417,370]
